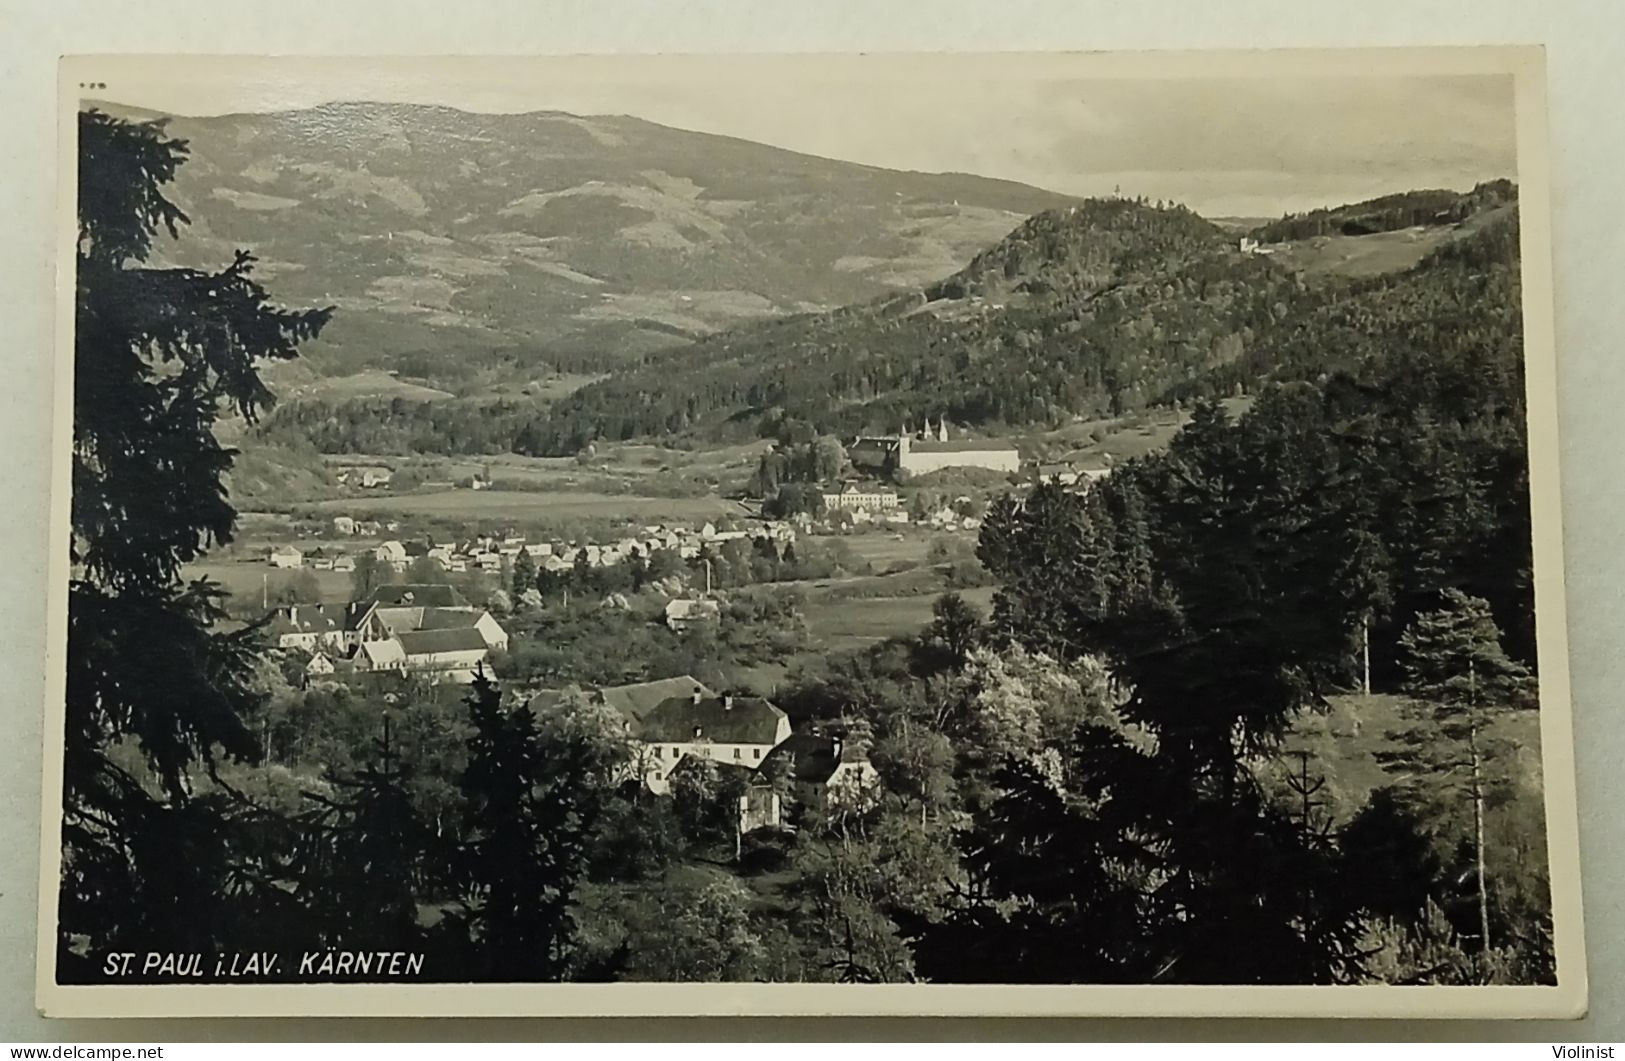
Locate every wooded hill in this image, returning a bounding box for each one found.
[1248,180,1516,242]
[509,185,1522,456]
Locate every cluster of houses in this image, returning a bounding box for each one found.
[528,675,879,833]
[1032,460,1114,488]
[267,583,510,684]
[267,519,800,575]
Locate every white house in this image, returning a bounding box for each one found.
[665,598,721,631]
[359,639,406,671]
[268,604,349,652]
[374,541,408,570]
[821,485,901,512]
[268,544,304,569]
[332,516,356,536]
[637,692,792,783]
[396,628,489,682]
[761,733,881,815]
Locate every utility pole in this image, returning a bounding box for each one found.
[704,558,713,598]
[262,572,268,611]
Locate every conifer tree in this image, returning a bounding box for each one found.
[296,715,426,951]
[512,548,537,597]
[60,110,330,977]
[448,674,613,980]
[1395,589,1532,958]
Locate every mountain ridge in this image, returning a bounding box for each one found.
[90,100,1083,388]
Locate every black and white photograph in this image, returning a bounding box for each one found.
[38,48,1583,1018]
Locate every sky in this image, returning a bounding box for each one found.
[91,53,1519,217]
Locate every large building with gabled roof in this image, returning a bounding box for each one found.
[848,416,1020,478]
[639,691,792,783]
[529,675,717,734]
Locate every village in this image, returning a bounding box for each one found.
[249,431,1116,842]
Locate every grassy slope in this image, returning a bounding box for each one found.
[97,100,1079,381]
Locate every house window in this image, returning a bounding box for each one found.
[653,747,662,759]
[752,748,761,760]
[733,748,741,760]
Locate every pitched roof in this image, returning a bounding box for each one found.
[360,639,405,666]
[530,675,717,732]
[364,583,470,608]
[640,695,786,746]
[417,607,487,631]
[267,604,345,636]
[910,439,1020,454]
[397,627,489,656]
[341,601,378,632]
[760,733,857,785]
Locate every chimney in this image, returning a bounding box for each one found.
[723,695,734,711]
[692,688,703,704]
[831,736,844,762]
[693,725,704,740]
[289,605,298,625]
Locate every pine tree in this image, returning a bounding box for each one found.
[512,548,537,597]
[60,110,330,977]
[1396,589,1532,959]
[447,674,612,980]
[295,715,426,951]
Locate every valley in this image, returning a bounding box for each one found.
[71,86,1555,990]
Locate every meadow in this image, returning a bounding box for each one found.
[308,488,748,523]
[185,560,355,605]
[802,585,998,653]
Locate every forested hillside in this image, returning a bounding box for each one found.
[511,188,1521,456]
[1248,180,1516,242]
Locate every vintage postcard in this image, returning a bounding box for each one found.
[38,47,1585,1018]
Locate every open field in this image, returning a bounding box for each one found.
[316,439,771,497]
[1262,205,1515,280]
[805,531,937,572]
[308,488,749,523]
[802,585,997,652]
[185,560,355,605]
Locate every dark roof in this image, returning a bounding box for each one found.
[416,607,486,631]
[529,676,716,732]
[267,604,344,635]
[911,439,1020,454]
[641,695,786,745]
[364,584,469,608]
[341,602,378,631]
[762,733,852,785]
[397,627,488,656]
